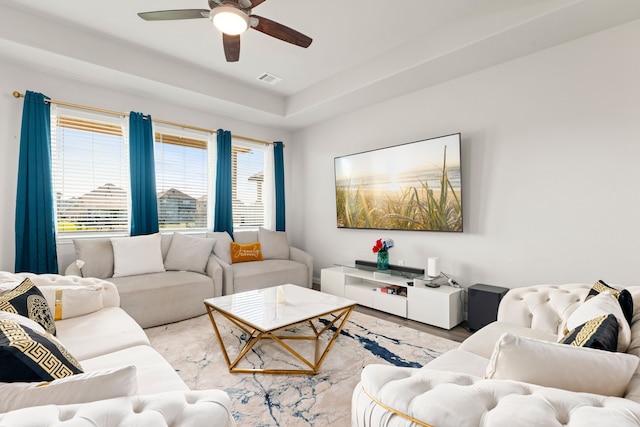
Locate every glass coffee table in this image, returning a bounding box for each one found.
[204,284,356,374]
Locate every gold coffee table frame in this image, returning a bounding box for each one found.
[204,302,354,375]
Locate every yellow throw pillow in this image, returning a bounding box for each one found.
[230,242,263,263]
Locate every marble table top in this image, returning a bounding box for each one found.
[204,284,356,331]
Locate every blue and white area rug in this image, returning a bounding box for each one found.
[146,310,459,426]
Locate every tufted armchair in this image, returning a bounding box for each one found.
[352,283,640,427]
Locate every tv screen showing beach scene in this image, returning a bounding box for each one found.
[334,133,462,232]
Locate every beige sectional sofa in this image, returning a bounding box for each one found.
[207,228,313,295]
[65,232,221,328]
[353,282,640,426]
[0,271,234,426]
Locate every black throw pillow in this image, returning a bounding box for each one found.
[560,313,619,352]
[0,278,56,335]
[586,280,634,325]
[0,319,83,382]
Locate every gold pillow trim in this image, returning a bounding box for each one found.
[0,278,56,335]
[361,387,435,427]
[0,320,81,379]
[565,314,608,347]
[587,281,621,300]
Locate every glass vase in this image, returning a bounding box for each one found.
[377,251,389,271]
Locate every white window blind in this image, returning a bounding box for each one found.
[154,126,209,230]
[51,106,129,236]
[232,140,273,229]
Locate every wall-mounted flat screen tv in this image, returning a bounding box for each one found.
[334,133,462,232]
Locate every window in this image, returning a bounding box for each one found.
[51,106,129,236]
[154,126,209,230]
[232,139,273,229]
[50,105,275,237]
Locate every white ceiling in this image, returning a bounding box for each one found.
[2,0,640,130]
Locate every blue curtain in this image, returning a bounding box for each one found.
[214,129,233,234]
[274,141,286,231]
[129,112,159,236]
[15,91,58,274]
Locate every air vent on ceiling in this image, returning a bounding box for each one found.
[256,72,283,85]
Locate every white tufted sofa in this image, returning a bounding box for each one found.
[352,283,640,427]
[0,272,235,426]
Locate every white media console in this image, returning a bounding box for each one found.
[320,265,464,330]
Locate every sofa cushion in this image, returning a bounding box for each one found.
[38,284,104,321]
[424,349,487,377]
[56,307,150,361]
[0,365,137,413]
[587,280,634,325]
[232,259,309,293]
[73,238,114,279]
[230,241,263,263]
[111,233,166,277]
[458,321,558,359]
[164,233,216,274]
[80,345,189,395]
[0,319,83,382]
[560,313,619,352]
[0,278,56,335]
[258,227,290,260]
[561,291,630,352]
[232,230,258,244]
[485,333,639,397]
[207,231,233,264]
[109,272,213,328]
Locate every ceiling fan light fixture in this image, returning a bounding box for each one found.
[210,6,249,35]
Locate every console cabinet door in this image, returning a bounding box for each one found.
[320,268,345,297]
[408,286,463,329]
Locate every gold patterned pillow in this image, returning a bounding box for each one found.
[586,280,634,325]
[0,278,56,335]
[559,313,619,352]
[0,319,83,382]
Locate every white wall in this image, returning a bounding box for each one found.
[290,19,640,289]
[0,63,291,272]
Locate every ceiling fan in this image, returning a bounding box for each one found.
[138,0,312,62]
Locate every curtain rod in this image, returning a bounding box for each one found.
[12,91,277,147]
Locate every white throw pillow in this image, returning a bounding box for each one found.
[561,291,631,352]
[0,311,45,334]
[207,231,233,265]
[258,227,290,260]
[38,285,104,320]
[0,365,138,413]
[111,233,165,278]
[486,333,639,397]
[164,232,216,273]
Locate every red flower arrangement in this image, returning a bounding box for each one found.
[372,238,394,253]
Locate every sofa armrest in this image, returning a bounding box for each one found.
[353,365,640,427]
[0,390,235,427]
[0,272,120,308]
[205,255,223,297]
[212,255,235,295]
[289,247,313,288]
[65,262,82,276]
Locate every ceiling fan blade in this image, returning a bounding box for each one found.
[249,0,267,8]
[209,0,223,8]
[250,15,312,48]
[223,34,241,62]
[138,10,209,21]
